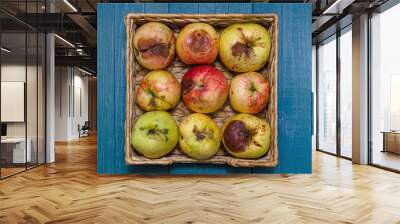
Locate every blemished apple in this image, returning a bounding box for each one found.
[133,22,175,70]
[181,65,229,113]
[179,113,221,160]
[136,70,181,111]
[222,113,271,159]
[176,23,219,65]
[229,72,270,114]
[131,111,179,159]
[219,23,271,73]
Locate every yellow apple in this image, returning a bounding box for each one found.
[219,23,271,73]
[222,113,271,159]
[179,113,221,160]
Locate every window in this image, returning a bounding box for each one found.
[316,26,353,159]
[340,28,352,158]
[317,36,337,154]
[370,3,400,171]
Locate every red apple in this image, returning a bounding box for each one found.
[136,70,181,111]
[176,23,219,65]
[229,72,270,114]
[133,22,175,70]
[181,65,228,113]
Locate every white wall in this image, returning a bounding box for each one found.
[1,65,41,137]
[54,67,89,141]
[55,67,69,141]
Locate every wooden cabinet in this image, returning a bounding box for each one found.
[382,132,400,154]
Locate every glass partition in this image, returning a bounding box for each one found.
[370,4,400,171]
[339,28,352,158]
[0,1,46,179]
[317,36,337,154]
[1,30,28,177]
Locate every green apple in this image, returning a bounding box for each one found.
[219,23,271,73]
[179,113,221,160]
[222,113,271,159]
[131,111,179,159]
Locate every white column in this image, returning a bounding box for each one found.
[352,14,369,164]
[46,33,55,163]
[45,1,55,163]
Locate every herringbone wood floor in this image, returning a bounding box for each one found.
[1,135,400,224]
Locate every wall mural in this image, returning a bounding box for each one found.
[97,3,312,174]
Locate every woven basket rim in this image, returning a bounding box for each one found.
[125,13,279,18]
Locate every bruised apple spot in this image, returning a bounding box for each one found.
[188,30,212,53]
[147,129,156,135]
[181,78,195,95]
[231,42,253,58]
[137,38,169,59]
[231,27,254,58]
[192,125,206,141]
[137,38,158,50]
[223,120,250,152]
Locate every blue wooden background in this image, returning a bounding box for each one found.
[97,3,312,174]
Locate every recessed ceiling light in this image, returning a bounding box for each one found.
[322,0,352,15]
[54,34,75,48]
[78,67,93,76]
[63,0,78,12]
[1,47,11,53]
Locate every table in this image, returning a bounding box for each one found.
[1,138,31,164]
[382,131,400,154]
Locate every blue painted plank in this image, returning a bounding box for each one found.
[167,2,200,175]
[144,3,168,13]
[97,4,115,174]
[113,3,169,174]
[198,3,216,14]
[258,3,312,174]
[168,3,198,14]
[251,3,312,174]
[228,3,252,13]
[252,3,281,15]
[215,3,229,14]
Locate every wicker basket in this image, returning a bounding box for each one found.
[125,14,278,167]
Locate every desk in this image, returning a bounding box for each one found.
[382,131,400,154]
[1,138,31,163]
